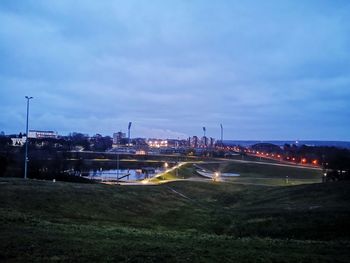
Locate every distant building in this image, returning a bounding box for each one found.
[147,139,168,148]
[11,137,26,146]
[135,149,147,155]
[201,136,208,148]
[28,130,57,139]
[113,132,126,145]
[191,136,198,148]
[210,137,215,148]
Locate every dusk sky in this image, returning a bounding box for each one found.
[1,1,349,140]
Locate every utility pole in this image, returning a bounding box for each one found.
[24,96,33,179]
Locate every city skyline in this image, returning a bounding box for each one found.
[1,1,350,140]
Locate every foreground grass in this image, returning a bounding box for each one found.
[0,178,349,262]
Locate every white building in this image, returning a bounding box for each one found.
[28,130,57,139]
[11,137,26,146]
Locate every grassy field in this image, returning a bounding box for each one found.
[1,173,350,262]
[198,160,323,185]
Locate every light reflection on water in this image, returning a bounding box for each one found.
[87,168,164,181]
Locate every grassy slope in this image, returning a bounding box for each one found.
[199,161,323,185]
[0,178,350,262]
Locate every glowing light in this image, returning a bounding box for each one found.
[213,172,220,182]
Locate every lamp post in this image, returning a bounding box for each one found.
[116,151,119,182]
[220,124,223,146]
[128,122,132,149]
[202,126,206,147]
[24,96,33,179]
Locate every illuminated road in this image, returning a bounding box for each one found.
[146,162,187,180]
[102,158,321,186]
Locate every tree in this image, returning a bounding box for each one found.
[69,133,91,151]
[0,155,8,177]
[91,136,112,152]
[0,135,12,149]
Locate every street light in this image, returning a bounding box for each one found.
[220,124,223,146]
[24,96,33,179]
[202,126,206,147]
[128,122,132,148]
[213,172,220,182]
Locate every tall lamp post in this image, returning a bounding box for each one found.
[24,96,33,179]
[220,124,224,147]
[203,126,206,147]
[128,122,132,149]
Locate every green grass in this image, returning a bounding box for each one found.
[201,161,322,178]
[199,161,323,185]
[0,177,350,262]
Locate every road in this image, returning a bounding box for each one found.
[102,158,321,186]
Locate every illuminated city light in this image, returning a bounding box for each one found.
[213,172,220,182]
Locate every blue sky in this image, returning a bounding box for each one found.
[0,0,349,140]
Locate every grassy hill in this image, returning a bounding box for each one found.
[198,160,323,185]
[0,177,350,262]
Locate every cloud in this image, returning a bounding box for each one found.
[0,1,350,140]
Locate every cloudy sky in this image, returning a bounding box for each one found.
[0,0,349,140]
